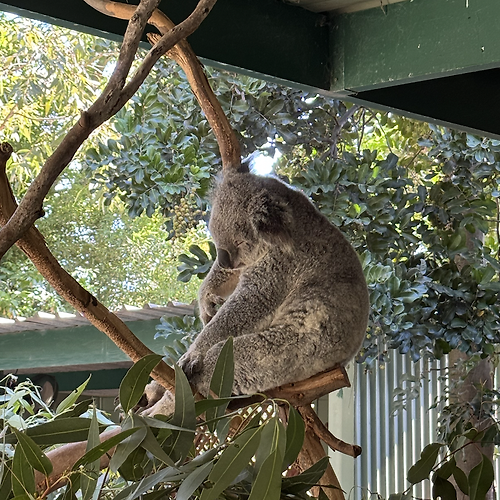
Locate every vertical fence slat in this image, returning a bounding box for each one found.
[353,352,446,499]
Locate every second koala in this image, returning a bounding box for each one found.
[178,166,370,396]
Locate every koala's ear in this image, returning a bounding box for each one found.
[248,190,293,247]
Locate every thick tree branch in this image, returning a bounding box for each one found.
[0,143,175,392]
[0,0,217,260]
[297,416,345,500]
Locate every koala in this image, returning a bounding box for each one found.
[175,165,370,397]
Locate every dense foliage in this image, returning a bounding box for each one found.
[0,14,201,317]
[0,348,331,500]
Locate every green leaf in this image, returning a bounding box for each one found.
[73,428,140,469]
[12,446,35,497]
[468,454,494,500]
[282,405,305,470]
[55,399,92,419]
[248,446,283,500]
[11,427,53,476]
[254,416,285,474]
[407,443,442,484]
[56,376,91,414]
[0,464,12,500]
[209,337,234,400]
[195,397,235,416]
[4,418,104,446]
[164,364,197,462]
[86,408,100,471]
[281,456,329,494]
[453,466,469,495]
[80,411,100,500]
[435,457,456,480]
[116,467,187,500]
[200,425,263,500]
[140,426,176,467]
[119,354,163,413]
[206,337,234,432]
[176,461,213,500]
[109,416,148,473]
[432,476,456,500]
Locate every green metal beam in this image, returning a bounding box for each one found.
[331,0,500,93]
[0,0,330,91]
[18,369,128,392]
[0,319,167,371]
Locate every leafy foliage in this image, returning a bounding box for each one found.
[393,427,496,500]
[0,351,330,500]
[155,315,203,363]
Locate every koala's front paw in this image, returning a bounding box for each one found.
[178,348,204,378]
[199,292,225,324]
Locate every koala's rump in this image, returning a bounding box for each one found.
[271,279,368,371]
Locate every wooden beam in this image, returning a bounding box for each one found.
[331,0,500,92]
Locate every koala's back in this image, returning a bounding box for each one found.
[220,173,369,370]
[183,171,369,396]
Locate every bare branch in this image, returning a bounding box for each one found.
[0,0,217,260]
[298,404,362,458]
[296,412,345,500]
[0,142,175,393]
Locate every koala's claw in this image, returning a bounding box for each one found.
[178,349,203,378]
[199,293,225,324]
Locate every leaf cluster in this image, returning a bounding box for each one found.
[391,429,496,500]
[0,346,332,500]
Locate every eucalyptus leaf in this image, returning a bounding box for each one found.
[282,456,329,494]
[163,364,196,463]
[199,425,263,500]
[119,354,163,413]
[432,476,456,500]
[4,418,105,446]
[282,405,305,470]
[10,427,53,476]
[56,376,91,414]
[407,443,442,484]
[206,337,234,433]
[248,446,283,500]
[468,454,494,500]
[176,461,213,500]
[12,446,35,497]
[73,427,140,469]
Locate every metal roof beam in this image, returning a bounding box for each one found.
[0,0,331,91]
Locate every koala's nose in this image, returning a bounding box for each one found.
[217,248,233,269]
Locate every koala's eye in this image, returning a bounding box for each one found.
[234,240,245,247]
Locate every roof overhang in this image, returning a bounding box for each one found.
[0,0,499,136]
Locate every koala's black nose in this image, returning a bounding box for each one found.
[217,249,233,269]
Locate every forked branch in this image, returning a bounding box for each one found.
[0,0,217,260]
[84,0,241,171]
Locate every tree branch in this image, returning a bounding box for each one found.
[0,143,175,392]
[0,0,217,260]
[84,0,241,171]
[298,404,362,458]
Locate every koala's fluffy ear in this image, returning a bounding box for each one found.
[248,189,293,247]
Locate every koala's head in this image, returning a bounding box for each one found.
[209,170,294,270]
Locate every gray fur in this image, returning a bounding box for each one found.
[178,170,370,396]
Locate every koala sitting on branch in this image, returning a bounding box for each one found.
[176,163,370,397]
